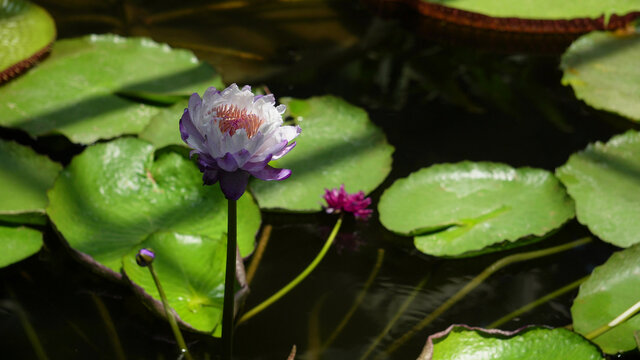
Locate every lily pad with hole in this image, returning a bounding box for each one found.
[378,162,575,257]
[0,0,56,82]
[0,34,222,144]
[46,137,260,276]
[0,226,43,268]
[0,139,62,225]
[572,244,640,354]
[122,232,226,337]
[556,130,640,247]
[249,96,394,212]
[418,325,603,360]
[561,27,640,123]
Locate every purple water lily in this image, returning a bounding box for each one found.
[180,84,301,200]
[323,185,372,220]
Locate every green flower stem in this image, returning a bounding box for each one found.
[585,298,640,340]
[238,215,344,325]
[147,263,193,360]
[223,198,237,360]
[360,274,430,360]
[322,248,386,352]
[487,275,589,329]
[375,237,592,359]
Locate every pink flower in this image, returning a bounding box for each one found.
[323,185,372,220]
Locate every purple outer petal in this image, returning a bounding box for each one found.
[179,109,204,145]
[242,154,272,172]
[217,153,239,172]
[219,170,250,200]
[202,168,219,185]
[250,165,291,181]
[272,141,297,160]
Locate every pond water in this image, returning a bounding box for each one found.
[2,0,640,359]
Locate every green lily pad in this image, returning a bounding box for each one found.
[0,226,43,268]
[122,232,225,336]
[0,139,62,225]
[419,325,603,360]
[422,0,640,20]
[556,130,640,248]
[0,34,223,144]
[378,162,575,257]
[572,244,640,354]
[561,28,640,122]
[249,96,394,212]
[46,137,260,275]
[0,0,55,81]
[138,99,188,149]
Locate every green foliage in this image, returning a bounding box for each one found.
[46,138,260,274]
[379,162,575,257]
[0,34,222,144]
[249,96,394,211]
[0,139,61,225]
[0,0,55,74]
[561,29,640,122]
[139,99,189,149]
[0,226,42,268]
[556,130,640,248]
[421,325,603,360]
[122,232,226,337]
[572,244,640,354]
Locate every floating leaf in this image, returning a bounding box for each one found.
[123,232,225,336]
[0,34,223,144]
[561,28,640,122]
[556,131,640,248]
[0,226,43,268]
[0,139,62,225]
[138,99,188,149]
[249,96,393,211]
[0,0,55,82]
[572,244,640,354]
[379,162,575,257]
[47,138,260,275]
[419,325,603,360]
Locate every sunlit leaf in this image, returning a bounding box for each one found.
[0,226,42,268]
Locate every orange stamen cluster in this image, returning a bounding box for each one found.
[214,104,263,138]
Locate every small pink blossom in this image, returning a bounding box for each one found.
[323,185,372,220]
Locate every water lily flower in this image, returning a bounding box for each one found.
[323,184,372,220]
[180,84,301,200]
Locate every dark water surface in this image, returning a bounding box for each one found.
[3,0,640,359]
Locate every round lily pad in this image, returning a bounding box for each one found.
[556,130,640,248]
[0,0,55,82]
[572,244,640,354]
[378,162,575,257]
[46,137,260,275]
[0,139,62,225]
[561,28,640,123]
[419,325,603,360]
[249,96,394,212]
[0,34,223,144]
[0,226,43,268]
[138,99,189,149]
[123,232,225,336]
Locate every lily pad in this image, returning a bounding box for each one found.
[0,139,62,225]
[378,162,575,257]
[0,0,55,82]
[556,130,640,248]
[138,99,188,149]
[0,226,43,268]
[419,325,603,360]
[122,232,225,336]
[561,28,640,123]
[0,34,223,144]
[46,137,260,275]
[249,96,394,212]
[572,244,640,354]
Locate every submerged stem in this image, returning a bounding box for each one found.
[246,224,273,285]
[487,275,588,329]
[223,199,237,360]
[90,293,126,360]
[238,216,344,325]
[375,237,592,359]
[148,264,193,360]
